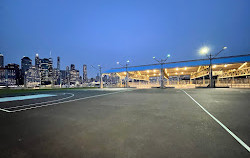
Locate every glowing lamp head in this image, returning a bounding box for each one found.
[167,54,170,58]
[127,60,130,63]
[153,57,155,59]
[223,46,227,50]
[116,62,119,65]
[200,47,210,55]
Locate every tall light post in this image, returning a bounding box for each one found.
[117,60,130,88]
[91,65,103,89]
[153,54,170,89]
[199,46,227,88]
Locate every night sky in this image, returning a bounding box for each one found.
[1,0,250,77]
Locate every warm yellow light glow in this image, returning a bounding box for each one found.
[175,72,178,75]
[238,62,247,70]
[200,46,210,55]
[176,68,179,71]
[124,72,126,75]
[181,72,183,74]
[184,67,187,70]
[153,69,156,72]
[224,64,228,67]
[154,74,156,76]
[147,70,149,73]
[159,73,161,75]
[212,65,216,68]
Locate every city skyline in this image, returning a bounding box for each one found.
[1,0,250,78]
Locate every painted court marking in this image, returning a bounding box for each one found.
[1,89,133,113]
[0,94,56,103]
[4,93,74,110]
[181,89,250,152]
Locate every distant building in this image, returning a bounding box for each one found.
[25,66,41,87]
[21,56,32,75]
[96,73,100,82]
[66,66,70,85]
[5,64,21,85]
[0,54,4,68]
[60,70,67,85]
[35,54,40,70]
[48,58,53,83]
[0,64,20,86]
[40,58,50,85]
[69,68,80,85]
[57,57,60,70]
[83,64,87,83]
[55,56,61,85]
[70,64,75,71]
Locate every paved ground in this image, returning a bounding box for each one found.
[0,88,249,158]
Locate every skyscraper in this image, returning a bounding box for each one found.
[83,64,87,83]
[21,56,32,75]
[56,56,61,85]
[57,57,60,70]
[66,66,70,85]
[48,57,53,84]
[35,53,40,69]
[70,64,75,70]
[0,54,4,68]
[40,58,50,85]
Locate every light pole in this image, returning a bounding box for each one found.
[117,60,130,88]
[153,54,170,89]
[91,65,103,89]
[199,46,227,88]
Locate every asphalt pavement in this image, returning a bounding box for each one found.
[0,88,249,158]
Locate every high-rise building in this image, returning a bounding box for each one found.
[21,56,32,75]
[60,70,67,85]
[69,67,80,85]
[0,54,4,68]
[35,54,40,69]
[56,56,61,85]
[57,57,60,70]
[25,66,41,87]
[48,58,53,84]
[0,63,20,86]
[5,63,21,85]
[66,66,70,85]
[40,58,50,85]
[83,64,87,83]
[70,64,75,70]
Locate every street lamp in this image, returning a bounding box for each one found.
[199,46,227,88]
[152,54,170,89]
[91,65,103,89]
[117,60,130,88]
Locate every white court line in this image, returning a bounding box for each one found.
[4,93,74,110]
[181,89,250,152]
[7,90,133,113]
[0,107,12,113]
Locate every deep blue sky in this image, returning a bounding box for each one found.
[1,0,250,77]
